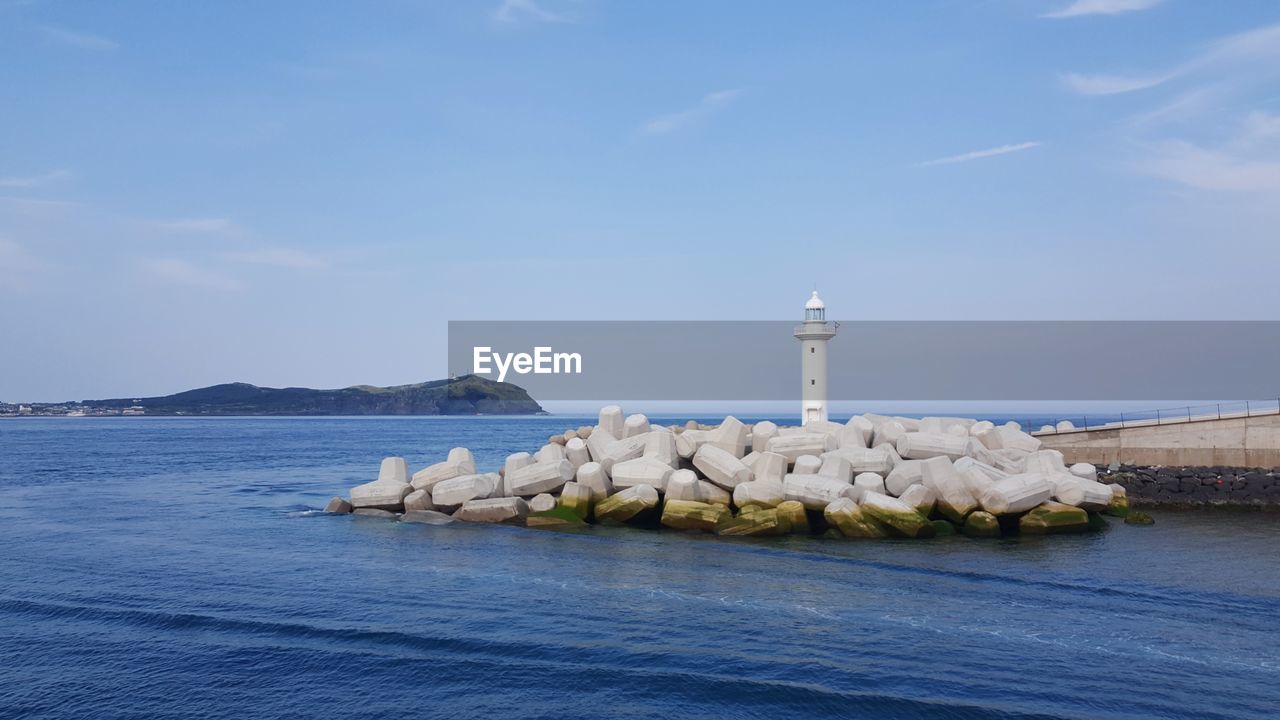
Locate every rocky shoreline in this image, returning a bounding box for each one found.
[323,407,1174,538]
[1099,465,1280,509]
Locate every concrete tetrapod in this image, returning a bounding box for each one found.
[611,457,675,493]
[506,460,575,497]
[897,484,936,516]
[557,481,594,520]
[766,433,837,463]
[978,473,1054,515]
[661,499,732,532]
[575,462,614,502]
[783,474,858,511]
[885,459,924,497]
[692,445,752,490]
[412,448,476,492]
[455,497,529,525]
[594,484,660,523]
[1019,501,1089,534]
[860,491,932,538]
[920,456,978,523]
[732,480,786,509]
[851,472,886,501]
[897,432,969,461]
[431,473,498,511]
[824,498,888,539]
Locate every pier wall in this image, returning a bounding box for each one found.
[1037,413,1280,468]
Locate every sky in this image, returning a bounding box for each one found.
[2,0,1280,402]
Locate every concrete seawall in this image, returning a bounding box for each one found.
[1036,413,1280,468]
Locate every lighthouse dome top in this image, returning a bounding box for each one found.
[805,291,825,310]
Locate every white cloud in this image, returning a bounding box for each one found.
[1061,72,1173,96]
[1043,0,1164,19]
[226,247,327,270]
[40,25,118,50]
[151,218,234,233]
[1139,113,1280,193]
[0,169,73,188]
[0,237,42,291]
[918,141,1043,167]
[140,258,241,292]
[490,0,572,24]
[638,89,743,137]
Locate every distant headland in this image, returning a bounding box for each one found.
[0,375,544,417]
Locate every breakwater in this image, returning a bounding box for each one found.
[1100,465,1280,508]
[328,407,1154,537]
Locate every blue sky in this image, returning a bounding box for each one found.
[2,0,1279,401]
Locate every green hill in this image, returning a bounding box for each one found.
[81,375,544,416]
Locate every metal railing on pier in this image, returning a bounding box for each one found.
[1024,399,1280,435]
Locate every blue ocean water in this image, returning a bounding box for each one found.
[1,417,1278,720]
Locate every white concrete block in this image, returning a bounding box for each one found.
[898,484,936,516]
[455,497,528,524]
[351,479,412,511]
[979,473,1053,515]
[852,472,886,502]
[953,457,1007,498]
[751,451,787,484]
[1056,420,1075,432]
[872,420,907,448]
[506,459,575,497]
[1024,449,1067,476]
[920,456,978,521]
[733,480,786,508]
[411,449,476,492]
[404,489,434,513]
[978,425,1042,454]
[765,433,838,463]
[709,416,750,457]
[597,435,648,473]
[823,447,895,475]
[529,493,557,513]
[969,420,996,436]
[611,456,675,493]
[692,445,752,490]
[623,413,651,438]
[782,473,859,510]
[431,473,498,510]
[1049,474,1113,510]
[885,459,924,497]
[897,432,969,461]
[793,455,822,474]
[642,431,679,468]
[751,421,779,453]
[585,427,617,464]
[565,438,591,470]
[817,454,853,483]
[378,457,410,484]
[575,461,613,501]
[1069,463,1098,482]
[535,443,566,464]
[598,405,625,439]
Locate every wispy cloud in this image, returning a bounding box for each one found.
[226,247,327,270]
[1042,0,1164,19]
[140,258,241,292]
[1064,22,1280,98]
[918,141,1043,167]
[1139,112,1280,193]
[0,237,43,292]
[40,25,118,51]
[638,89,743,137]
[0,169,73,188]
[151,218,234,233]
[1061,72,1173,96]
[490,0,572,24]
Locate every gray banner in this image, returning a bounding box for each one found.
[447,321,1280,401]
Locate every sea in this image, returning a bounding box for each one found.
[1,416,1277,719]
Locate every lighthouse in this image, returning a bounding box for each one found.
[794,291,837,425]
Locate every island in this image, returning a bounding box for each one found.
[0,374,544,417]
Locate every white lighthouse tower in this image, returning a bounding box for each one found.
[794,290,837,425]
